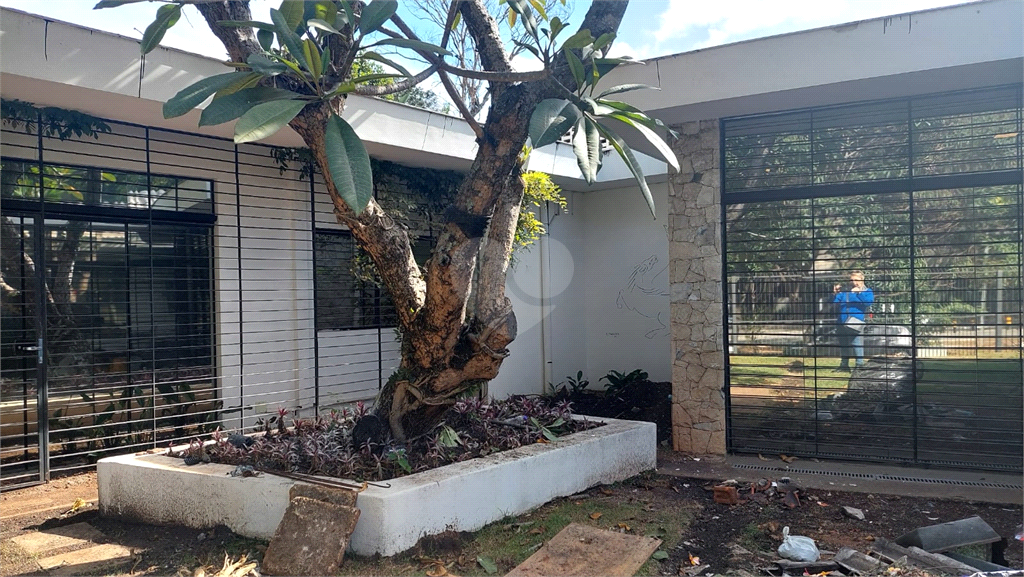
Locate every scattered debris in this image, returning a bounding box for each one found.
[227,465,260,478]
[834,546,882,575]
[842,506,866,521]
[777,526,819,562]
[60,498,88,517]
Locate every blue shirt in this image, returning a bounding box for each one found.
[833,288,874,323]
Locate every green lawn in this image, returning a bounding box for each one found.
[728,354,1023,401]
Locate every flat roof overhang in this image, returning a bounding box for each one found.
[601,0,1022,152]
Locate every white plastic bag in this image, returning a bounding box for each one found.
[777,526,820,562]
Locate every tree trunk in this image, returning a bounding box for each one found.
[187,0,629,442]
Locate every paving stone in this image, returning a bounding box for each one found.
[261,496,360,576]
[11,523,105,555]
[507,523,662,577]
[39,543,133,576]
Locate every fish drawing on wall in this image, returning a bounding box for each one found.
[616,255,670,339]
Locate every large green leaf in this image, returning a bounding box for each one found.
[93,0,146,8]
[307,18,341,35]
[303,38,322,79]
[529,99,580,149]
[596,84,660,99]
[595,122,656,217]
[163,72,250,119]
[216,72,263,97]
[200,86,299,127]
[599,99,678,135]
[366,37,452,56]
[324,115,373,215]
[278,0,305,31]
[358,0,398,35]
[336,1,354,28]
[140,3,181,55]
[247,53,288,75]
[604,112,679,171]
[233,99,307,144]
[270,8,309,72]
[564,49,585,87]
[561,28,592,50]
[572,117,601,183]
[257,29,275,51]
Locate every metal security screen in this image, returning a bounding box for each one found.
[0,109,412,488]
[722,85,1024,472]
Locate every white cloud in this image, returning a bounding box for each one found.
[606,39,658,61]
[510,52,545,73]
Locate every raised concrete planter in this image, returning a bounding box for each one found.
[98,417,655,556]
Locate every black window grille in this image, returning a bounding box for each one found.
[721,85,1023,472]
[314,230,434,331]
[723,85,1022,198]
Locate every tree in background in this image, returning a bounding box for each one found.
[99,0,678,440]
[406,0,573,118]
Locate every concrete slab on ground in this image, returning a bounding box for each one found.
[10,523,105,555]
[507,523,662,577]
[38,543,133,576]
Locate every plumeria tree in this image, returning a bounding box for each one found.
[98,0,678,440]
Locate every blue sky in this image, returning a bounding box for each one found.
[0,0,970,63]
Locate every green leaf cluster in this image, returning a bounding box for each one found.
[514,171,566,256]
[96,0,452,216]
[511,11,679,217]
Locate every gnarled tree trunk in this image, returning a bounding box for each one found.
[192,0,629,442]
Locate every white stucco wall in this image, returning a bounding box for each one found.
[580,184,672,384]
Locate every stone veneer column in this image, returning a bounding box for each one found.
[668,119,726,455]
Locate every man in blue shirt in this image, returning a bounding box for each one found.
[833,271,874,371]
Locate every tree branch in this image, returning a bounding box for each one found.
[439,0,460,50]
[352,65,438,97]
[287,101,427,331]
[384,17,486,137]
[193,1,262,63]
[457,0,512,75]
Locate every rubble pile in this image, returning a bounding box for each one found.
[703,478,1020,577]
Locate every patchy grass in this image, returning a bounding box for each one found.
[338,474,693,576]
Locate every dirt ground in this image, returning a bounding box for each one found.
[2,462,1021,576]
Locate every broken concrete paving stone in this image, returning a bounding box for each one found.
[261,496,360,576]
[894,515,1001,554]
[842,506,866,521]
[782,490,800,509]
[713,485,739,505]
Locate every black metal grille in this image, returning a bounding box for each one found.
[0,110,434,488]
[722,85,1024,472]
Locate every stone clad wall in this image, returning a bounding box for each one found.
[667,119,726,455]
